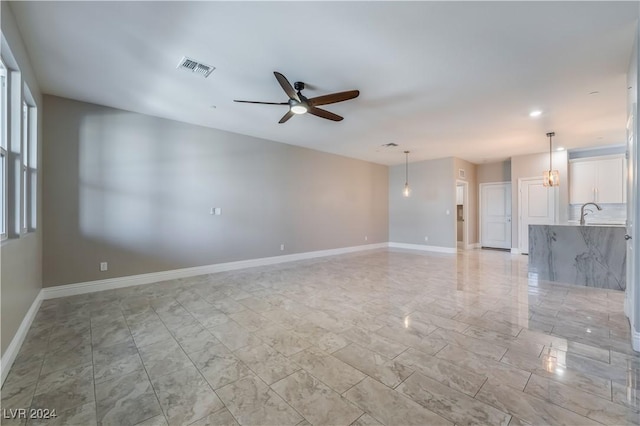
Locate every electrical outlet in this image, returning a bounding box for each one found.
[424,236,429,242]
[210,207,222,215]
[364,236,368,241]
[280,244,285,251]
[100,262,108,272]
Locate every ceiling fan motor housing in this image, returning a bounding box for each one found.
[294,81,305,91]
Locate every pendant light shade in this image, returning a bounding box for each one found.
[543,132,560,187]
[402,151,411,197]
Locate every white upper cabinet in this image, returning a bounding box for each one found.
[569,155,626,204]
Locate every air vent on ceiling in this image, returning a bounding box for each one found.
[177,56,215,78]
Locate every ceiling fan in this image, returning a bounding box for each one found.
[234,72,359,124]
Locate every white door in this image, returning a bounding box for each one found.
[625,105,636,340]
[519,178,557,254]
[480,182,511,249]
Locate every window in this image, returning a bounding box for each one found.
[0,44,38,240]
[21,101,27,233]
[21,89,37,233]
[0,62,7,240]
[27,105,37,231]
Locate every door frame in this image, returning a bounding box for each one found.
[455,180,468,250]
[518,177,559,254]
[479,181,511,249]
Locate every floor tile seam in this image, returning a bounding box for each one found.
[338,379,392,426]
[288,364,365,401]
[397,370,514,426]
[520,380,621,425]
[122,311,169,426]
[268,368,355,425]
[338,331,409,361]
[232,344,303,386]
[434,343,532,383]
[185,406,238,426]
[337,367,370,398]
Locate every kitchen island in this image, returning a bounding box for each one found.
[528,224,626,290]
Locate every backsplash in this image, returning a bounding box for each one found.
[568,203,627,223]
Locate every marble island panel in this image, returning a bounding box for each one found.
[528,224,626,291]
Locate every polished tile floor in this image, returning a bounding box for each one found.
[2,248,639,425]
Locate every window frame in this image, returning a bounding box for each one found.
[0,61,8,240]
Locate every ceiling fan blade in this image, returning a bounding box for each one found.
[279,110,295,124]
[307,106,343,122]
[274,72,300,102]
[234,100,288,105]
[308,90,359,107]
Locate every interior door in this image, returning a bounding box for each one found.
[481,182,511,249]
[625,104,636,330]
[519,178,557,254]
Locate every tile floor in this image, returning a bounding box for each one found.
[1,248,639,425]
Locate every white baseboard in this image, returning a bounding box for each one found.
[467,243,481,250]
[41,243,389,300]
[388,242,457,254]
[1,289,43,386]
[511,248,521,254]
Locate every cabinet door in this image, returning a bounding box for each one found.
[596,157,625,203]
[569,161,596,203]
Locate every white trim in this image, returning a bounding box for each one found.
[388,242,457,254]
[1,289,43,386]
[511,248,521,254]
[467,243,481,249]
[41,243,388,300]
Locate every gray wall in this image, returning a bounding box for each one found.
[453,158,478,245]
[1,3,43,356]
[478,160,511,184]
[389,157,456,248]
[510,151,569,250]
[43,96,388,287]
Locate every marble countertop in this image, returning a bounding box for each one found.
[528,224,626,290]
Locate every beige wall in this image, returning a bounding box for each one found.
[1,3,43,356]
[478,160,511,184]
[453,158,478,245]
[42,96,389,287]
[510,151,569,249]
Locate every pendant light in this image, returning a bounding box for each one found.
[543,132,560,187]
[403,150,412,197]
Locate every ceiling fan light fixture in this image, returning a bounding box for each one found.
[291,104,308,114]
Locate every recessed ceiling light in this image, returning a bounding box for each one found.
[556,147,565,151]
[529,110,542,118]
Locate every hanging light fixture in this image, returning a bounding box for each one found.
[543,132,560,187]
[403,150,411,197]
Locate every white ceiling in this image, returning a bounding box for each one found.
[9,1,639,165]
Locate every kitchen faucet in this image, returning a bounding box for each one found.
[580,202,602,225]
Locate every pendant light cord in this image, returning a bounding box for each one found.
[404,151,409,184]
[546,132,555,172]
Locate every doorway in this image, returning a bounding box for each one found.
[456,181,468,249]
[518,177,558,254]
[480,182,512,249]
